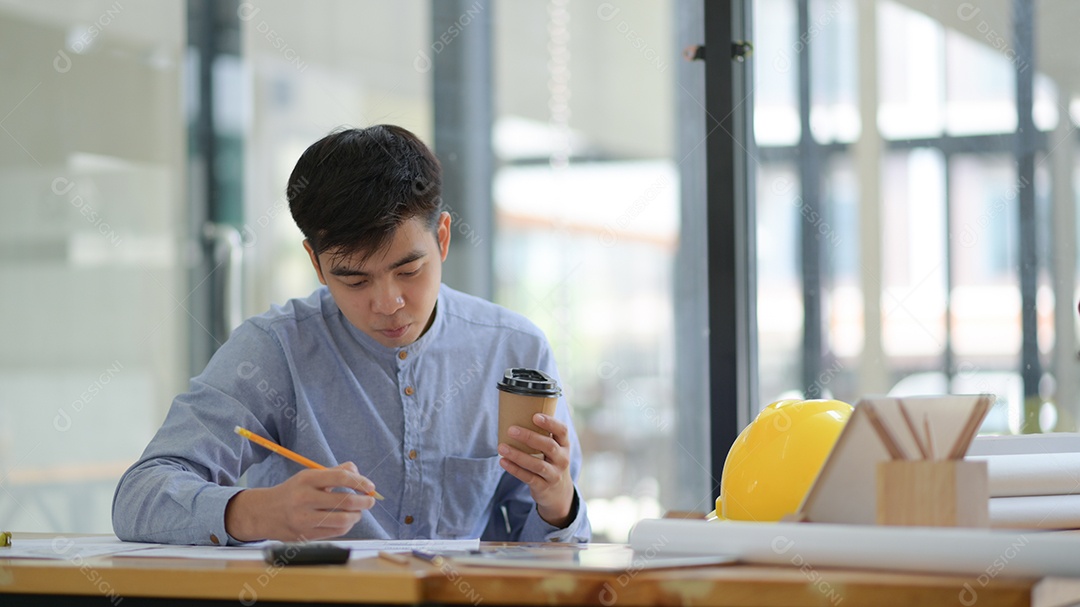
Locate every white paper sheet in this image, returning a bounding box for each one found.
[111,537,480,560]
[442,545,735,571]
[114,542,274,561]
[0,536,160,560]
[970,453,1080,497]
[2,536,481,561]
[330,538,480,552]
[628,518,1080,578]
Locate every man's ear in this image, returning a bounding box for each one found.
[436,211,451,262]
[303,240,328,285]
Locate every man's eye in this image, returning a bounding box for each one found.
[400,269,420,277]
[346,280,368,288]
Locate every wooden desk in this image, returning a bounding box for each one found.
[1,554,424,605]
[1,540,1076,607]
[421,561,1054,607]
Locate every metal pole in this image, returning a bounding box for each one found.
[432,0,494,300]
[1013,0,1040,432]
[704,0,757,496]
[674,0,711,512]
[1050,91,1078,431]
[855,0,888,396]
[796,0,823,398]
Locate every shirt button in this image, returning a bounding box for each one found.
[404,386,415,396]
[408,449,417,460]
[398,351,408,360]
[209,534,220,545]
[404,516,414,525]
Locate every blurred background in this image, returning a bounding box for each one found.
[0,0,1078,543]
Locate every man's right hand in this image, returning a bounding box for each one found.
[225,462,377,542]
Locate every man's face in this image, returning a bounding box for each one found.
[305,212,451,349]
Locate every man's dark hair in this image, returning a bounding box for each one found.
[287,124,442,260]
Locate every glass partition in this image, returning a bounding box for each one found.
[0,0,187,532]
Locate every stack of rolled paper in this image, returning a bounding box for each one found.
[968,434,1080,529]
[627,518,1080,578]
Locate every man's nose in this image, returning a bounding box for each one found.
[372,285,405,315]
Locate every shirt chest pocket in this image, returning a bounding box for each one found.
[437,455,504,538]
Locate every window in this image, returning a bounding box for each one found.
[0,0,187,532]
[752,0,1080,437]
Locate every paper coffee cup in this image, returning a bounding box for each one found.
[497,368,561,456]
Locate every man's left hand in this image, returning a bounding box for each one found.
[498,413,575,528]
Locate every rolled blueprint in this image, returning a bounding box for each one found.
[628,518,1080,578]
[990,494,1080,530]
[969,453,1080,497]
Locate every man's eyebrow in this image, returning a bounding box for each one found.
[329,250,427,277]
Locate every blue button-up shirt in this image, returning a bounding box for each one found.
[112,284,590,545]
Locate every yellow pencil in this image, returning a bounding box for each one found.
[234,426,384,500]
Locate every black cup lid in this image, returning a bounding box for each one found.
[496,368,561,397]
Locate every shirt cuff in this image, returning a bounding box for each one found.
[192,485,248,546]
[523,488,591,543]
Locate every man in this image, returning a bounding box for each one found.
[112,125,590,545]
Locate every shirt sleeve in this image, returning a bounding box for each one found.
[518,486,591,542]
[111,322,293,545]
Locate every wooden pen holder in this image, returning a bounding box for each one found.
[876,460,989,528]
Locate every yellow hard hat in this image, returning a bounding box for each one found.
[712,398,852,522]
